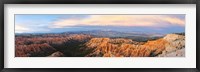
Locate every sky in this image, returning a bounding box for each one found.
[15,14,185,34]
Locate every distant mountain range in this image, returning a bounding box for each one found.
[63,30,165,38]
[16,30,166,42]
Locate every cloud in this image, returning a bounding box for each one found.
[49,19,81,28]
[50,15,185,28]
[162,17,185,26]
[15,25,30,33]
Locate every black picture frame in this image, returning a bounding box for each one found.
[0,0,199,72]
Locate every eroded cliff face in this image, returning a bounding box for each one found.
[158,34,185,57]
[15,34,93,57]
[15,33,185,57]
[82,34,185,57]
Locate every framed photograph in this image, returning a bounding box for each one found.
[1,0,199,72]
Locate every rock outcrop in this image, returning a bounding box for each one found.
[158,34,185,57]
[48,51,64,57]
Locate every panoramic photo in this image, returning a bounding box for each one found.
[15,14,185,57]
